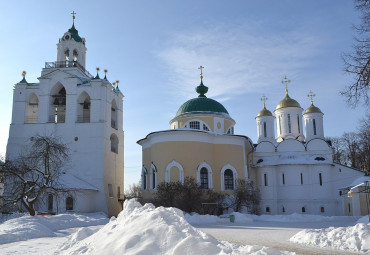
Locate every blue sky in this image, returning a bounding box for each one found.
[0,1,367,190]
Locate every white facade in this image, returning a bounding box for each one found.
[6,21,124,217]
[251,92,364,215]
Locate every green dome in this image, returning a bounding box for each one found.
[276,93,301,110]
[175,81,229,117]
[62,24,82,42]
[304,102,323,114]
[257,106,273,117]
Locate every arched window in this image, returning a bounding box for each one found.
[266,207,270,213]
[50,84,66,123]
[66,196,73,211]
[64,48,70,61]
[25,93,39,123]
[48,194,53,211]
[297,115,300,133]
[165,160,184,184]
[263,122,267,137]
[200,168,209,189]
[224,169,234,190]
[302,207,306,213]
[77,92,90,123]
[110,134,119,153]
[142,167,148,190]
[150,163,157,190]
[111,99,118,129]
[313,119,317,135]
[73,49,78,62]
[278,116,282,135]
[184,119,211,132]
[287,114,292,133]
[220,164,237,191]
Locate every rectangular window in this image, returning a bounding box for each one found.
[301,173,303,185]
[264,173,268,186]
[297,115,300,133]
[117,186,121,199]
[313,119,317,135]
[288,114,291,133]
[108,184,114,198]
[189,121,200,130]
[319,173,322,186]
[263,122,267,138]
[282,173,285,185]
[278,116,282,135]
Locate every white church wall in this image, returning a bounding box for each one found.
[276,139,305,152]
[255,141,275,152]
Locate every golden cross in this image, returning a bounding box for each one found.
[71,11,76,25]
[260,95,268,108]
[307,90,316,104]
[281,76,291,94]
[198,66,204,81]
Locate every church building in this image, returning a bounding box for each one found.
[138,70,364,216]
[6,14,124,217]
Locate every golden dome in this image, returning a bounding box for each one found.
[257,106,273,117]
[276,93,301,110]
[304,102,322,114]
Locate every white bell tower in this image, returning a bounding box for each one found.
[303,91,324,141]
[57,11,87,68]
[256,95,275,143]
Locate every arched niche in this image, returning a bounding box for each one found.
[25,93,39,123]
[77,91,91,123]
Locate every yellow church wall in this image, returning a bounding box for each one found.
[141,139,248,194]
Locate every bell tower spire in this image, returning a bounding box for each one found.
[57,12,87,68]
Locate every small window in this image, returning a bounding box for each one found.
[278,116,282,135]
[66,196,73,211]
[110,134,119,153]
[282,173,285,185]
[320,207,325,213]
[48,194,53,211]
[313,119,317,135]
[300,173,303,185]
[339,191,342,196]
[264,173,268,186]
[287,114,291,133]
[282,207,285,213]
[339,168,341,172]
[108,184,114,198]
[348,203,351,213]
[117,186,121,199]
[266,207,270,213]
[189,121,200,130]
[302,207,306,213]
[200,167,208,189]
[263,122,267,137]
[297,115,300,133]
[152,170,156,189]
[319,173,322,186]
[224,169,234,190]
[142,171,147,190]
[203,124,209,131]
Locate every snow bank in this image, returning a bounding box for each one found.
[253,213,355,223]
[0,213,108,245]
[61,200,290,255]
[290,223,370,253]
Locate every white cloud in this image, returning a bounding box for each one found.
[158,22,324,102]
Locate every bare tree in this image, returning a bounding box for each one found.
[231,179,260,214]
[1,136,69,216]
[124,181,142,201]
[342,0,370,107]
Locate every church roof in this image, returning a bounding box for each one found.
[257,106,273,117]
[276,93,301,110]
[304,102,323,114]
[175,81,229,118]
[62,24,83,42]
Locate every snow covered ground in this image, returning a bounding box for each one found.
[0,200,369,255]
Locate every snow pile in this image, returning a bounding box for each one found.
[60,200,290,255]
[0,213,108,245]
[290,223,370,253]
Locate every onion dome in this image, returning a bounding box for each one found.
[304,102,322,114]
[304,90,322,114]
[257,106,273,117]
[175,81,229,118]
[276,93,301,110]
